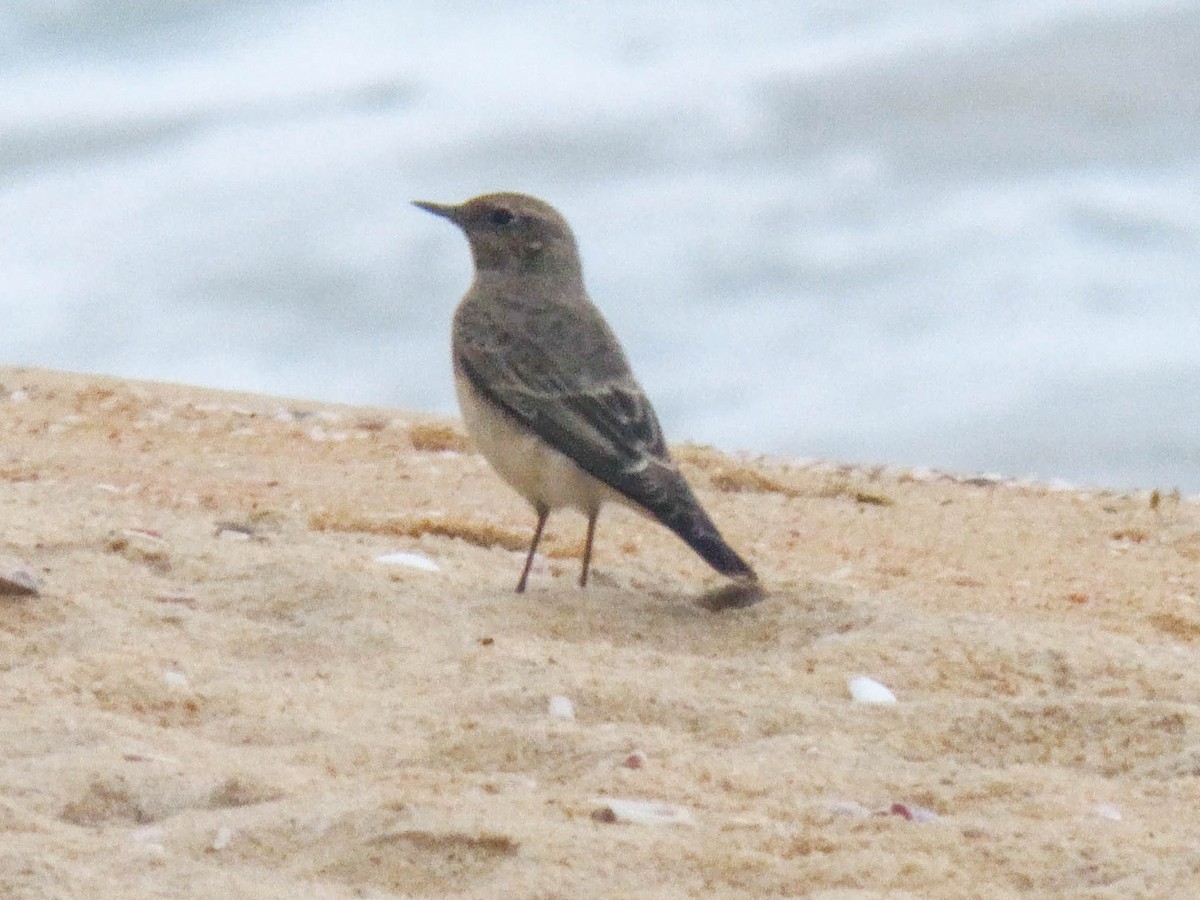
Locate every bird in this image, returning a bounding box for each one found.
[413,192,757,592]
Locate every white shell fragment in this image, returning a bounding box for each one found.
[889,802,939,822]
[123,528,166,547]
[122,751,179,765]
[547,695,575,719]
[848,676,897,704]
[1093,803,1123,821]
[374,551,439,572]
[130,826,166,855]
[163,670,189,690]
[211,826,234,851]
[591,797,694,827]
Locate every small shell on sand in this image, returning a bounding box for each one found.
[888,802,938,822]
[547,695,575,719]
[130,826,166,855]
[374,551,440,572]
[210,826,233,851]
[848,676,897,703]
[122,751,179,764]
[214,522,264,542]
[123,527,166,546]
[0,567,38,596]
[592,797,694,827]
[621,750,647,769]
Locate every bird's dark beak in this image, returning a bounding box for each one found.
[412,200,462,224]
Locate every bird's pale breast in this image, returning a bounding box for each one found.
[454,371,625,516]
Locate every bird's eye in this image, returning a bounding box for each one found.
[488,208,515,227]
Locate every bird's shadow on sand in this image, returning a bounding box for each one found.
[483,574,869,657]
[695,579,767,612]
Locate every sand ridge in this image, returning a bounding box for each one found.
[2,366,1200,898]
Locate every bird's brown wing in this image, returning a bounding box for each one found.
[455,303,755,580]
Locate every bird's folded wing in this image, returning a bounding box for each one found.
[457,325,758,581]
[455,336,680,507]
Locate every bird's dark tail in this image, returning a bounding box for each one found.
[683,524,757,581]
[649,478,757,582]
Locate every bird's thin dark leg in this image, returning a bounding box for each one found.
[580,510,599,588]
[516,506,549,593]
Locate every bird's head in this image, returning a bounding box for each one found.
[414,192,582,280]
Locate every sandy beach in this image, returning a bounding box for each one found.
[2,365,1199,898]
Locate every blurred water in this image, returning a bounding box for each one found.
[2,0,1198,491]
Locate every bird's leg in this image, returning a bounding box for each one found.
[580,509,599,588]
[516,506,549,593]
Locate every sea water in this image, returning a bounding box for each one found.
[2,0,1197,491]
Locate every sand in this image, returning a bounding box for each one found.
[2,365,1199,899]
